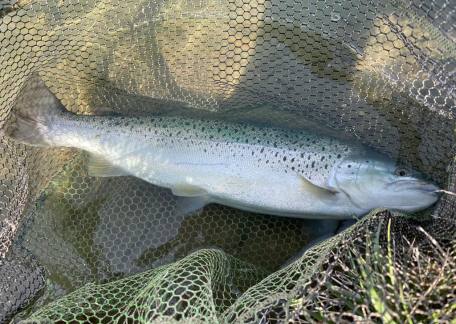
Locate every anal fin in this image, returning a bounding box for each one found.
[87,154,129,177]
[175,196,208,216]
[171,184,207,197]
[172,183,208,216]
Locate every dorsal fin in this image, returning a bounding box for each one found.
[298,174,339,198]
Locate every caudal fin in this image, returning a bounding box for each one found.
[4,79,68,147]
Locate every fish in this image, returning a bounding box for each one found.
[5,88,440,219]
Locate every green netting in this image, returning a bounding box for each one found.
[0,0,455,322]
[24,249,266,323]
[19,210,456,323]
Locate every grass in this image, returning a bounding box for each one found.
[286,216,456,323]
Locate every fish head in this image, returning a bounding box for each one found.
[331,151,440,213]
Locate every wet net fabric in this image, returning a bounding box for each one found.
[0,0,455,322]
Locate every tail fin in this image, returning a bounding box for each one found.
[4,79,68,147]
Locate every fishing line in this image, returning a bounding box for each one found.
[435,189,456,196]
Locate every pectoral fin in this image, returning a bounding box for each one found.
[87,154,129,177]
[299,174,339,198]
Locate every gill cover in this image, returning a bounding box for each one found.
[331,152,439,213]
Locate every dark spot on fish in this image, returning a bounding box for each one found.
[322,147,325,151]
[266,160,269,164]
[275,152,279,157]
[321,156,325,161]
[291,166,295,171]
[311,161,315,168]
[283,156,287,161]
[324,164,328,169]
[291,158,295,162]
[300,153,304,158]
[260,148,264,153]
[348,164,351,168]
[217,128,221,133]
[337,154,341,159]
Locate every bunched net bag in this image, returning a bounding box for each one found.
[0,0,455,322]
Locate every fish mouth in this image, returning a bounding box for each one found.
[387,179,440,193]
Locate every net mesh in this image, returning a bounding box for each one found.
[0,0,455,322]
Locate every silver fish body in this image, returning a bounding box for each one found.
[6,96,440,219]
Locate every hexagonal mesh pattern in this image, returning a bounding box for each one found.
[0,248,45,323]
[25,249,267,323]
[0,0,455,322]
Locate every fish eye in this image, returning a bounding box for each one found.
[395,167,408,177]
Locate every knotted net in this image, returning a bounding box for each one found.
[0,0,454,322]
